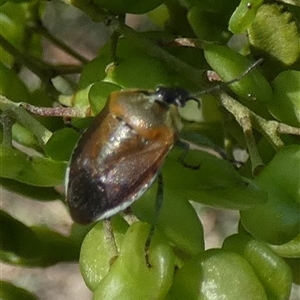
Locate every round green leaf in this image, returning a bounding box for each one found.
[257,145,300,204]
[223,234,293,299]
[269,233,300,258]
[80,217,129,291]
[241,148,300,245]
[170,249,268,300]
[93,222,174,300]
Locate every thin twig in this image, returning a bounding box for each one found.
[0,96,53,147]
[48,64,83,75]
[218,92,264,174]
[22,103,88,118]
[0,34,53,80]
[277,123,300,136]
[30,22,89,64]
[218,91,300,151]
[0,34,59,99]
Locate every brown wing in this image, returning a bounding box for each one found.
[102,139,170,206]
[67,112,172,224]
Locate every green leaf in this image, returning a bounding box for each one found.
[269,233,300,258]
[240,146,300,245]
[0,210,42,264]
[241,149,300,246]
[104,56,174,89]
[188,6,230,42]
[223,234,293,299]
[241,187,300,245]
[0,209,81,266]
[229,0,264,34]
[80,217,129,291]
[0,62,30,102]
[76,36,148,94]
[45,127,81,161]
[0,177,61,201]
[0,281,38,300]
[93,222,174,300]
[89,81,121,115]
[0,2,26,65]
[162,148,268,210]
[0,2,42,66]
[256,145,300,204]
[0,145,67,186]
[30,226,80,265]
[170,249,268,299]
[132,181,205,257]
[203,43,273,113]
[12,122,41,151]
[268,70,300,127]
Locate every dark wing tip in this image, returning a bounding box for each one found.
[66,171,107,224]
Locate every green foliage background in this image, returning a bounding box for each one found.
[0,0,300,299]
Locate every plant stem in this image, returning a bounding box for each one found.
[218,92,264,174]
[31,22,89,64]
[22,103,88,118]
[49,64,83,74]
[217,92,300,153]
[0,34,59,99]
[0,96,53,147]
[276,123,300,136]
[0,34,52,80]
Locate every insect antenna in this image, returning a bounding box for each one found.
[192,58,264,98]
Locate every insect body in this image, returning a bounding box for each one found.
[66,87,199,224]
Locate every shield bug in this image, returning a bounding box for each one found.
[65,59,263,225]
[65,87,200,225]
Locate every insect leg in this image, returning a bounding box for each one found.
[145,172,164,266]
[103,219,118,258]
[1,111,14,147]
[176,140,201,170]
